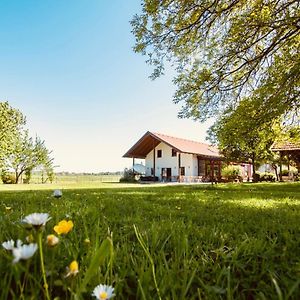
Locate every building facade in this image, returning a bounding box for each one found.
[123,131,223,182]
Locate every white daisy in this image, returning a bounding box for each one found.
[22,213,50,227]
[12,243,38,264]
[53,189,62,198]
[92,284,115,300]
[2,239,23,251]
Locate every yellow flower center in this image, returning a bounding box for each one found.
[69,260,78,273]
[99,291,108,299]
[54,220,74,235]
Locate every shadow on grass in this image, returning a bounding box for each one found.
[0,182,299,299]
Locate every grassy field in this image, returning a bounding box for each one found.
[0,182,299,299]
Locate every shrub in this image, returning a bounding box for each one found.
[119,168,138,183]
[281,169,289,176]
[252,173,260,183]
[259,172,276,182]
[281,168,298,178]
[222,165,243,182]
[1,172,16,184]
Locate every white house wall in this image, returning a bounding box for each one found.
[145,142,198,180]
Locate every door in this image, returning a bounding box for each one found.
[166,168,172,181]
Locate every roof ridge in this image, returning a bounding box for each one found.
[151,131,213,147]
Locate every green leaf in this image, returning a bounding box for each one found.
[79,238,113,293]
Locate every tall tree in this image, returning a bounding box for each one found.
[131,0,300,122]
[207,98,278,178]
[0,102,26,165]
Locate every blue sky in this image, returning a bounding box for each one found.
[0,0,213,172]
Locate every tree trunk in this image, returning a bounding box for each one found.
[273,164,279,181]
[15,170,20,184]
[15,169,25,184]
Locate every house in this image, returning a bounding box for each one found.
[123,131,224,182]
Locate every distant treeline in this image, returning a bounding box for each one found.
[55,171,123,176]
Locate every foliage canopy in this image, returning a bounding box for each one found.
[0,102,26,162]
[131,0,300,122]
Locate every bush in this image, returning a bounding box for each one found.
[222,165,243,182]
[282,167,298,177]
[259,172,276,182]
[1,173,16,184]
[119,168,138,183]
[252,173,260,183]
[281,169,289,176]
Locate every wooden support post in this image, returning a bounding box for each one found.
[279,151,283,182]
[211,160,215,185]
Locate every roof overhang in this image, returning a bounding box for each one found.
[123,131,170,158]
[271,141,300,152]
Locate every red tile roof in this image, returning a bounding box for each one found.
[123,131,221,159]
[271,141,300,151]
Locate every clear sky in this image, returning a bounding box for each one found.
[0,0,213,172]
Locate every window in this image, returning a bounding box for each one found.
[171,149,177,157]
[157,150,162,158]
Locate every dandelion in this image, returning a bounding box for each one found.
[92,284,115,300]
[22,213,51,228]
[65,260,79,277]
[2,239,22,251]
[12,243,38,263]
[53,189,62,198]
[46,234,59,247]
[54,220,73,235]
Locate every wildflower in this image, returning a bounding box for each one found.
[92,284,115,300]
[54,220,73,235]
[53,189,62,198]
[2,239,22,251]
[12,243,38,263]
[65,260,79,277]
[84,238,91,245]
[22,213,50,228]
[47,234,59,247]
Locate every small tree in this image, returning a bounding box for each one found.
[0,102,26,168]
[3,132,54,184]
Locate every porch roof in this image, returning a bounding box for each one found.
[123,131,221,159]
[271,141,300,152]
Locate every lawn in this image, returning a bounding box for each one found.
[0,182,299,299]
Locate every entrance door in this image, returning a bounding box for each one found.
[166,168,172,181]
[161,168,172,182]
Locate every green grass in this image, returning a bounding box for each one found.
[0,182,300,299]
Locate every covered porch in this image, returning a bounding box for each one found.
[271,141,300,181]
